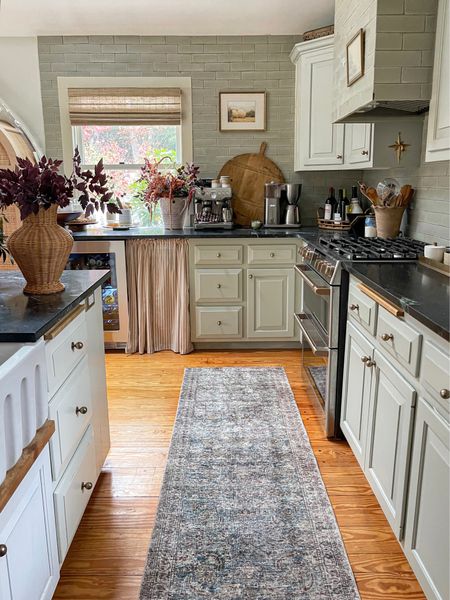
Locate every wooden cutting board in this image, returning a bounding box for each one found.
[218,142,285,226]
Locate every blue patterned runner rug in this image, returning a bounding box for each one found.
[140,367,360,599]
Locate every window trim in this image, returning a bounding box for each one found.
[57,76,193,175]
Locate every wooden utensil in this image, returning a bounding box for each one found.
[219,142,285,226]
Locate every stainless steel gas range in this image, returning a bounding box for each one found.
[295,236,426,438]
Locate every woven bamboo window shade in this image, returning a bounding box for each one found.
[68,88,182,126]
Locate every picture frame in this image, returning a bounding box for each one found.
[346,29,365,86]
[219,91,267,132]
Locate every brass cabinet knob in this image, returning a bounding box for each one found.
[440,389,450,400]
[81,481,93,492]
[270,252,275,258]
[216,253,221,258]
[248,274,253,279]
[361,356,370,363]
[217,320,222,326]
[381,333,394,342]
[365,360,376,368]
[216,283,221,289]
[76,406,88,416]
[0,544,7,557]
[336,154,343,159]
[361,150,369,155]
[71,341,84,351]
[349,304,359,311]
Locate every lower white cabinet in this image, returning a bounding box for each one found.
[340,322,374,468]
[404,397,450,600]
[247,268,294,338]
[365,350,416,538]
[0,446,59,600]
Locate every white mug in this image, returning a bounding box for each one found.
[118,208,132,225]
[424,244,445,262]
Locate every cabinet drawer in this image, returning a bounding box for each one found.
[194,269,242,302]
[46,308,88,396]
[193,245,243,265]
[195,306,242,339]
[54,425,96,562]
[49,356,92,481]
[247,244,297,265]
[377,307,422,376]
[348,282,377,336]
[421,340,450,415]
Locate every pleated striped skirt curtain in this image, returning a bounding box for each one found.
[126,238,193,355]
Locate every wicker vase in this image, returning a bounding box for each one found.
[160,196,189,230]
[7,205,73,295]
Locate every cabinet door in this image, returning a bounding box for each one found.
[340,322,374,468]
[296,46,344,169]
[404,397,449,600]
[426,0,450,162]
[0,447,59,600]
[247,268,294,338]
[365,350,416,538]
[344,124,372,166]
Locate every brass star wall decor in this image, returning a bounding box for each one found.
[389,132,410,163]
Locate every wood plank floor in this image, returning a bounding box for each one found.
[54,350,425,599]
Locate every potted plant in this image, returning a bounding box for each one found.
[0,149,121,295]
[136,157,199,229]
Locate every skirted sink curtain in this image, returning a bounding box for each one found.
[126,238,193,355]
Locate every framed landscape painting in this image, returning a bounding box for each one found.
[219,91,266,131]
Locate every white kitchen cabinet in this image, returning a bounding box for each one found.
[340,322,374,468]
[189,239,301,345]
[426,0,450,162]
[0,446,59,600]
[290,37,421,171]
[365,350,416,538]
[247,268,295,338]
[404,396,449,600]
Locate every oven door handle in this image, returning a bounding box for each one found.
[295,313,329,357]
[295,264,330,296]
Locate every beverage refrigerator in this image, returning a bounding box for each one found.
[65,240,129,349]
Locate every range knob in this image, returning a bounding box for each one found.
[325,263,335,277]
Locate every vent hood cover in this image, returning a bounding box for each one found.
[333,0,437,123]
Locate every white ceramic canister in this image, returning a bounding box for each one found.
[118,207,133,225]
[424,244,445,262]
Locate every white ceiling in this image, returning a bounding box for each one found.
[0,0,334,36]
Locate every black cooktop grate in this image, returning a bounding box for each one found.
[318,237,426,261]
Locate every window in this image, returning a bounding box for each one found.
[59,80,193,227]
[73,124,180,226]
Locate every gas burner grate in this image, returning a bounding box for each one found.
[318,237,426,261]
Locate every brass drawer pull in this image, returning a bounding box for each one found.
[217,320,222,326]
[336,154,343,159]
[81,481,93,492]
[248,274,253,279]
[361,150,369,156]
[349,304,359,311]
[440,389,450,400]
[216,252,221,258]
[0,544,7,557]
[381,333,394,342]
[365,360,376,368]
[71,341,84,351]
[216,283,221,289]
[75,406,88,416]
[361,356,370,363]
[270,252,275,258]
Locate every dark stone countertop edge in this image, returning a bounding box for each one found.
[0,270,110,343]
[345,263,450,342]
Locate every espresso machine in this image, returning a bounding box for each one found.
[193,185,233,229]
[264,182,302,227]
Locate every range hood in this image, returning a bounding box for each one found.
[333,0,437,123]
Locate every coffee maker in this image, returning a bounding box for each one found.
[264,182,302,227]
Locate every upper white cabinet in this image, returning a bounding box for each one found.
[426,0,450,162]
[291,36,422,171]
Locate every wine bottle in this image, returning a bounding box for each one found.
[341,188,349,220]
[337,188,344,218]
[324,186,336,220]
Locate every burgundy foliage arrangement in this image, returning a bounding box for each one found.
[0,148,121,219]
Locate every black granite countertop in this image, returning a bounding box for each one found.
[346,262,450,341]
[0,270,109,342]
[71,225,315,241]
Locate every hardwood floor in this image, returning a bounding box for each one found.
[54,350,425,599]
